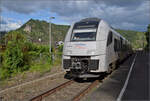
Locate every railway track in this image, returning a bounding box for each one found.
[0,71,64,94]
[0,72,67,101]
[30,80,74,101]
[30,79,100,101]
[72,80,99,101]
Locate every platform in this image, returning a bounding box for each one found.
[83,51,149,101]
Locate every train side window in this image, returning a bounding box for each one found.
[114,39,120,52]
[114,39,117,52]
[107,31,112,46]
[118,40,121,51]
[120,38,123,49]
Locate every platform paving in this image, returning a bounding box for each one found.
[83,51,149,101]
[122,51,149,101]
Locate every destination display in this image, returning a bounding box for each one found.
[73,21,99,29]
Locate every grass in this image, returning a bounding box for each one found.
[29,54,62,72]
[0,56,62,89]
[0,49,62,88]
[53,56,62,66]
[29,63,52,73]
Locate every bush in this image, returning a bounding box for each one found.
[3,41,29,74]
[0,52,3,65]
[1,32,30,79]
[0,31,58,79]
[58,45,63,52]
[0,68,11,79]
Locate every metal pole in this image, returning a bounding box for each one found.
[49,17,55,55]
[5,24,6,45]
[0,15,1,42]
[0,13,1,64]
[143,33,144,49]
[49,19,51,54]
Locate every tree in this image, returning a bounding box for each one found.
[145,24,150,50]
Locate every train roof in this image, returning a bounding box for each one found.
[79,18,101,22]
[110,27,129,42]
[73,17,130,43]
[73,18,101,29]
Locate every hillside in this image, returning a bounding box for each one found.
[16,19,146,49]
[116,29,146,49]
[17,19,70,46]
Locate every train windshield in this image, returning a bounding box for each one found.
[71,32,96,41]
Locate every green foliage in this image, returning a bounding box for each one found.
[3,42,26,72]
[28,49,52,74]
[58,45,63,52]
[53,56,62,66]
[0,31,54,79]
[18,19,69,46]
[0,68,11,79]
[0,21,65,79]
[145,24,150,50]
[0,52,3,65]
[29,63,51,73]
[1,32,30,79]
[116,29,146,49]
[5,31,26,43]
[0,31,7,44]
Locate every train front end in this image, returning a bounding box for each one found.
[62,18,104,78]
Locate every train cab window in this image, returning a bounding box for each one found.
[71,32,96,41]
[107,31,112,46]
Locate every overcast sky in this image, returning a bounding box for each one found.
[0,0,150,31]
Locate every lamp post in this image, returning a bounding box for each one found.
[49,17,55,54]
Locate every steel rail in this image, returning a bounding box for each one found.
[72,80,100,101]
[30,80,74,101]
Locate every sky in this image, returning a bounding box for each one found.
[0,0,150,31]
